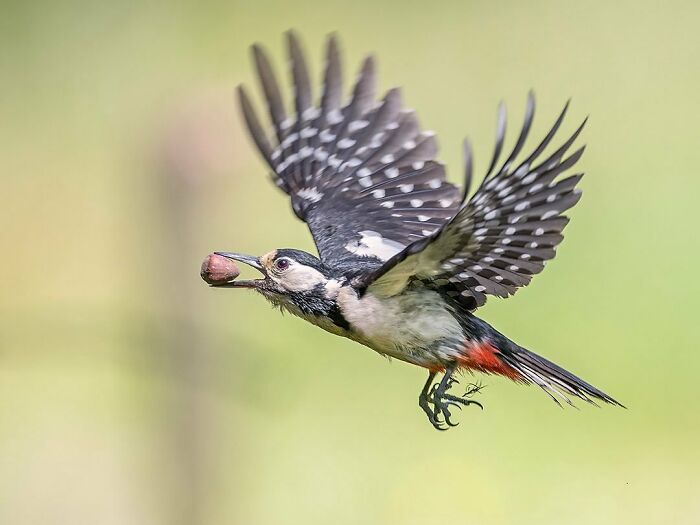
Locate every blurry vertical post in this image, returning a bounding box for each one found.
[154,94,235,524]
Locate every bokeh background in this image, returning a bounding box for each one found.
[2,1,699,523]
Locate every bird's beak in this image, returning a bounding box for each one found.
[212,252,264,288]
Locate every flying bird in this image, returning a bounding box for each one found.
[207,32,622,430]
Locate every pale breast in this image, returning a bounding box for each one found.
[336,287,464,362]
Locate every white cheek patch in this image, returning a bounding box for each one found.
[344,230,405,261]
[272,263,327,292]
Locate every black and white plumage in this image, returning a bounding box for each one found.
[362,94,587,310]
[238,32,461,275]
[211,32,622,430]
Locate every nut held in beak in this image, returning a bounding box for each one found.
[200,253,240,285]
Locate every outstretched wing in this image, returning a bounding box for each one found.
[238,32,462,274]
[363,93,586,310]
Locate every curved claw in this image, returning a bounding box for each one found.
[445,400,463,411]
[432,413,448,431]
[444,417,459,428]
[441,407,460,427]
[420,370,486,430]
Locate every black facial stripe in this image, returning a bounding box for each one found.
[286,285,350,331]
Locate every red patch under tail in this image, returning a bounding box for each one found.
[458,341,524,382]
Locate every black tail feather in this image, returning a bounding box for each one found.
[502,347,625,408]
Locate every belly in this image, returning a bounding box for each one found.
[336,287,464,366]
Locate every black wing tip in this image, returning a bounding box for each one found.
[250,42,273,72]
[284,30,297,49]
[362,54,377,72]
[525,90,536,114]
[325,32,340,54]
[463,136,473,161]
[235,84,249,107]
[483,101,507,178]
[579,115,590,130]
[285,29,306,55]
[497,100,507,122]
[284,31,341,56]
[462,137,473,202]
[569,144,587,163]
[250,42,266,59]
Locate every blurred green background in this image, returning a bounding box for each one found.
[1,1,699,523]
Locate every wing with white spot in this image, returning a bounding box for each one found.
[238,32,461,273]
[363,93,586,310]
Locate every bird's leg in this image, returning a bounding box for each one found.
[426,365,484,430]
[418,371,441,429]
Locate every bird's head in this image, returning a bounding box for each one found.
[212,249,340,310]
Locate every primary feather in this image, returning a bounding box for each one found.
[239,32,586,312]
[238,31,462,274]
[363,94,586,310]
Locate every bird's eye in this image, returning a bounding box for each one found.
[275,258,290,271]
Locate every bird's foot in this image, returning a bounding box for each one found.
[420,376,484,431]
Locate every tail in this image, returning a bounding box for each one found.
[501,346,625,408]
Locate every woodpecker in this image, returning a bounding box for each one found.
[208,32,622,430]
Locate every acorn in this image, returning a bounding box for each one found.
[200,253,240,285]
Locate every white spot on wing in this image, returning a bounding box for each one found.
[320,129,336,143]
[348,120,369,133]
[327,109,343,124]
[359,176,373,188]
[301,127,318,138]
[523,173,537,184]
[297,187,324,203]
[344,230,405,261]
